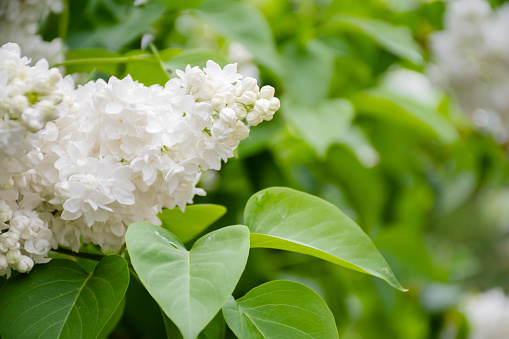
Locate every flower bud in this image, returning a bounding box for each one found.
[232,103,247,119]
[0,178,14,191]
[9,95,29,117]
[254,99,271,117]
[259,86,275,99]
[211,120,231,142]
[269,97,280,112]
[231,121,249,140]
[0,200,12,223]
[21,107,43,132]
[241,77,259,93]
[237,91,257,106]
[246,111,263,126]
[47,68,62,86]
[33,73,50,93]
[211,94,227,111]
[16,255,34,273]
[2,232,19,249]
[263,112,275,121]
[36,99,57,122]
[47,90,64,106]
[219,107,237,126]
[0,254,7,271]
[6,249,21,265]
[10,78,26,96]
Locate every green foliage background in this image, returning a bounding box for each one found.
[32,0,509,337]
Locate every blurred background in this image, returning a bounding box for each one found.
[8,0,509,337]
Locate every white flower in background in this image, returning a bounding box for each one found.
[0,43,280,273]
[0,24,63,65]
[0,0,63,25]
[227,42,260,80]
[381,67,440,107]
[0,0,64,63]
[462,289,509,339]
[174,11,261,79]
[429,0,509,142]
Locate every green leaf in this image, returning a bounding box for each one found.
[162,310,225,339]
[126,223,250,339]
[160,0,202,11]
[162,311,184,339]
[282,40,335,106]
[352,89,458,144]
[330,15,424,65]
[0,256,129,339]
[0,276,5,290]
[336,126,379,168]
[222,280,339,338]
[283,98,354,158]
[158,204,227,243]
[68,0,165,51]
[325,145,385,229]
[198,311,226,339]
[98,297,126,339]
[124,48,229,86]
[196,0,281,74]
[65,49,121,75]
[124,49,180,86]
[244,187,406,291]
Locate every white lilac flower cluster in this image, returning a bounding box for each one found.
[462,289,509,339]
[0,43,279,277]
[0,43,64,187]
[0,0,63,63]
[429,0,509,142]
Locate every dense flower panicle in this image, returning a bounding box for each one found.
[0,43,279,276]
[429,0,509,141]
[462,289,509,339]
[0,43,65,185]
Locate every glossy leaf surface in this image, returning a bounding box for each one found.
[244,187,405,290]
[223,280,339,338]
[0,256,129,339]
[126,223,250,339]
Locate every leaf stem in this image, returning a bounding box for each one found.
[51,54,153,68]
[150,42,172,80]
[51,247,106,261]
[58,0,69,41]
[128,266,142,285]
[116,243,126,256]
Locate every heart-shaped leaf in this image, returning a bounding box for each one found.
[162,310,226,339]
[223,280,339,338]
[158,204,227,243]
[98,297,126,339]
[244,187,406,291]
[126,223,250,339]
[0,256,129,339]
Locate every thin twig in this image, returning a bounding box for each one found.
[51,247,106,261]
